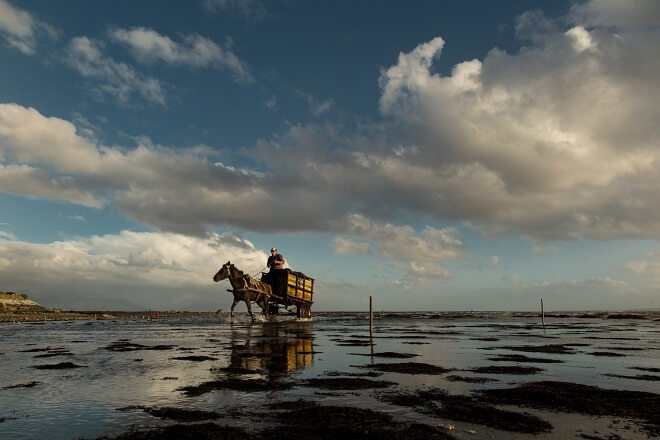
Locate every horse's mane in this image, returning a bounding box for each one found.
[228,263,244,278]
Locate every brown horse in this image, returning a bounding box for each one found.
[213,261,272,322]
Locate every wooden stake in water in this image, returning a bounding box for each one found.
[369,296,374,337]
[541,297,545,331]
[369,295,375,358]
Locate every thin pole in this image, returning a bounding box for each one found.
[369,295,375,358]
[369,296,374,337]
[541,298,545,331]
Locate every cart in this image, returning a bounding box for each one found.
[261,269,314,318]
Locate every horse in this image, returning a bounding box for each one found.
[213,261,272,322]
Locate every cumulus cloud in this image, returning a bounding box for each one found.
[0,0,57,55]
[202,0,267,21]
[109,27,252,83]
[296,90,334,116]
[626,253,660,287]
[339,214,462,281]
[333,237,370,255]
[570,0,660,30]
[0,231,267,309]
[66,36,167,105]
[376,2,660,240]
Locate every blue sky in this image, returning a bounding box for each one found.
[1,0,659,311]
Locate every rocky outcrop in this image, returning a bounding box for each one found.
[0,294,45,312]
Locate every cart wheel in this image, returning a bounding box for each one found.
[298,304,311,319]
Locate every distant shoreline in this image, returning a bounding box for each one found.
[1,309,658,323]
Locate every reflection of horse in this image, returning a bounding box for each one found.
[213,261,272,322]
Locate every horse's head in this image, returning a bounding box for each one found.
[213,261,232,282]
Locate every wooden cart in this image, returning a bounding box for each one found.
[262,269,314,318]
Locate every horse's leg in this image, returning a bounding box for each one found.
[245,299,255,322]
[230,297,239,319]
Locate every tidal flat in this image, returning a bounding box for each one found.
[1,311,659,439]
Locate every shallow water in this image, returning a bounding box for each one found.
[1,312,658,439]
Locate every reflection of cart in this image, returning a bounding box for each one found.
[262,269,314,318]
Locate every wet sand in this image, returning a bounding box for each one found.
[1,311,659,439]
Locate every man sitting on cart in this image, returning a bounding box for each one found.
[267,248,285,271]
[262,248,286,295]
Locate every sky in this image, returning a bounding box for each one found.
[1,0,660,312]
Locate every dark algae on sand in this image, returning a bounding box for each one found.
[2,311,659,439]
[480,381,660,436]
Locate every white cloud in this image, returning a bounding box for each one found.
[66,37,167,106]
[376,3,660,240]
[570,0,660,30]
[340,214,462,281]
[296,90,334,116]
[333,237,370,255]
[0,0,57,55]
[264,95,278,110]
[491,255,500,265]
[0,231,268,309]
[626,254,660,287]
[109,27,252,83]
[202,0,266,21]
[0,230,16,240]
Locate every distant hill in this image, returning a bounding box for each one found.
[0,291,45,312]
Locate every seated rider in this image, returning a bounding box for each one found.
[268,247,285,271]
[264,248,286,295]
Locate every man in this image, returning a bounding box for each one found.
[264,248,286,296]
[267,248,285,271]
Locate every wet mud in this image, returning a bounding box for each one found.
[31,362,86,369]
[302,377,396,390]
[588,351,627,357]
[363,362,451,375]
[117,405,222,421]
[104,341,177,352]
[631,366,660,373]
[2,381,41,389]
[471,365,543,375]
[349,351,418,359]
[377,388,552,434]
[603,373,660,381]
[324,370,382,377]
[260,404,456,440]
[487,354,563,363]
[444,375,497,383]
[178,378,293,397]
[496,344,576,354]
[480,381,660,436]
[169,355,217,362]
[99,423,252,440]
